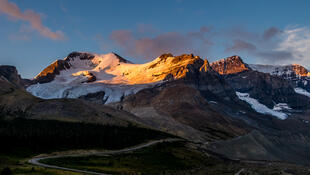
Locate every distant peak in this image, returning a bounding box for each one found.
[158,53,174,61]
[212,55,243,64]
[152,53,201,66]
[210,55,250,75]
[249,63,309,77]
[66,51,95,61]
[290,64,309,76]
[111,52,131,63]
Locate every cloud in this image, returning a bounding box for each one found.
[225,39,256,52]
[276,27,310,67]
[110,27,213,59]
[0,0,65,40]
[255,51,293,63]
[263,27,280,40]
[223,26,298,64]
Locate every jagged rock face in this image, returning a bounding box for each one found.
[250,64,309,78]
[210,55,250,75]
[250,64,310,92]
[0,65,25,88]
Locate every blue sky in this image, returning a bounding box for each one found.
[1,0,310,78]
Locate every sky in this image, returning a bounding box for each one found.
[0,0,310,78]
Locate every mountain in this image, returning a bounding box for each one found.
[8,51,310,165]
[27,52,209,104]
[27,52,310,125]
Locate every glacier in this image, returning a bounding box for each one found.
[236,92,288,120]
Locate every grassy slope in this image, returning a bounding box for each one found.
[0,118,172,175]
[41,141,206,175]
[40,141,310,175]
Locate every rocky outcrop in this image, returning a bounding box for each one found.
[78,91,105,104]
[210,55,250,75]
[34,60,71,84]
[0,65,27,88]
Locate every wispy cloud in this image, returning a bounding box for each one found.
[0,0,65,40]
[223,26,296,64]
[276,26,310,67]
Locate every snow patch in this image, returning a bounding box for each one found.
[294,88,310,97]
[273,103,292,111]
[209,101,217,104]
[236,92,288,120]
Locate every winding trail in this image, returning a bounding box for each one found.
[28,138,181,175]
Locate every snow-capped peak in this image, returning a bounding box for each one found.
[27,52,205,103]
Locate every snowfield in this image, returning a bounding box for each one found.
[27,52,194,103]
[27,82,150,104]
[236,92,288,120]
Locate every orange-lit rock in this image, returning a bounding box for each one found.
[210,55,250,75]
